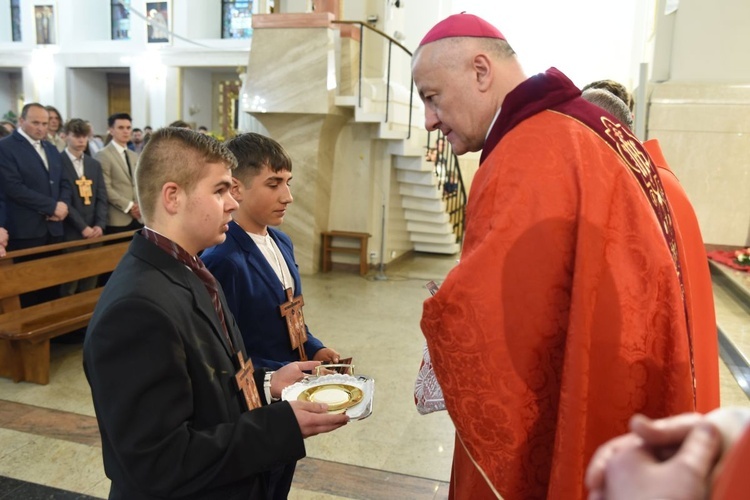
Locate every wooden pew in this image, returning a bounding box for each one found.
[0,231,135,384]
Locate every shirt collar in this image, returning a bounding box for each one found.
[17,127,41,147]
[111,141,127,155]
[485,107,502,143]
[65,148,83,162]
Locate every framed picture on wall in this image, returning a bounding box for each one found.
[34,5,56,45]
[221,0,254,39]
[146,1,170,43]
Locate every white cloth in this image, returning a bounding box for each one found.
[414,342,446,415]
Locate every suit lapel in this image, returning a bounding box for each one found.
[109,144,131,180]
[16,133,50,178]
[228,222,286,300]
[133,234,236,358]
[270,229,301,293]
[83,156,96,179]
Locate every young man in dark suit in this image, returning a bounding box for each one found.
[83,127,348,500]
[0,102,71,251]
[59,118,108,296]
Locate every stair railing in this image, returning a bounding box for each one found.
[426,131,467,244]
[332,20,414,138]
[333,20,467,246]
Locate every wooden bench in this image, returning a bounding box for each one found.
[321,230,370,276]
[0,231,135,384]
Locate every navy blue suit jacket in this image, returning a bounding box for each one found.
[202,222,325,370]
[0,186,6,228]
[0,130,71,240]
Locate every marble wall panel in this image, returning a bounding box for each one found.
[648,83,750,246]
[247,28,337,115]
[254,113,349,274]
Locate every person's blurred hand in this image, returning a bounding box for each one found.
[586,413,722,500]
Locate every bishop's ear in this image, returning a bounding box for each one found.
[473,53,492,91]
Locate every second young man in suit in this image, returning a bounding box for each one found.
[96,112,141,233]
[59,118,108,295]
[202,133,341,370]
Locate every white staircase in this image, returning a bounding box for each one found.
[334,92,460,255]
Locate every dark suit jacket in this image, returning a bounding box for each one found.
[83,233,306,500]
[60,153,108,241]
[202,223,325,370]
[0,187,6,227]
[0,130,71,239]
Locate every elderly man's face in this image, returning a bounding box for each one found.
[413,42,487,155]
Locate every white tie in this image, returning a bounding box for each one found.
[34,141,49,170]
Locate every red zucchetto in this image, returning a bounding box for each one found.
[419,12,506,47]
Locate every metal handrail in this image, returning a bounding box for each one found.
[333,20,467,245]
[426,131,467,244]
[332,20,414,137]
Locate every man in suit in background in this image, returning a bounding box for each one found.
[0,102,70,251]
[59,118,108,296]
[96,112,141,234]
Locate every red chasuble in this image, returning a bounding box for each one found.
[712,426,750,500]
[645,139,720,413]
[421,68,695,499]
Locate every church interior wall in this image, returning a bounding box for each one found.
[0,0,747,249]
[66,69,109,134]
[180,68,215,130]
[0,71,17,120]
[647,0,750,246]
[329,124,375,235]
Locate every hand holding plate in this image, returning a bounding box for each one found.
[289,400,349,438]
[271,360,321,398]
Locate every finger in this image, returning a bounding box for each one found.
[587,490,604,500]
[291,400,330,413]
[585,433,642,490]
[631,413,704,447]
[673,422,721,478]
[295,361,321,372]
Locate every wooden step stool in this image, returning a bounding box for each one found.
[321,231,370,276]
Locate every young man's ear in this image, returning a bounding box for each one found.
[162,182,181,215]
[230,177,243,202]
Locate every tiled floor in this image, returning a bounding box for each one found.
[0,254,747,499]
[0,254,459,499]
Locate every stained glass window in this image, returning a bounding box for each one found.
[11,0,21,41]
[111,0,131,40]
[222,0,253,39]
